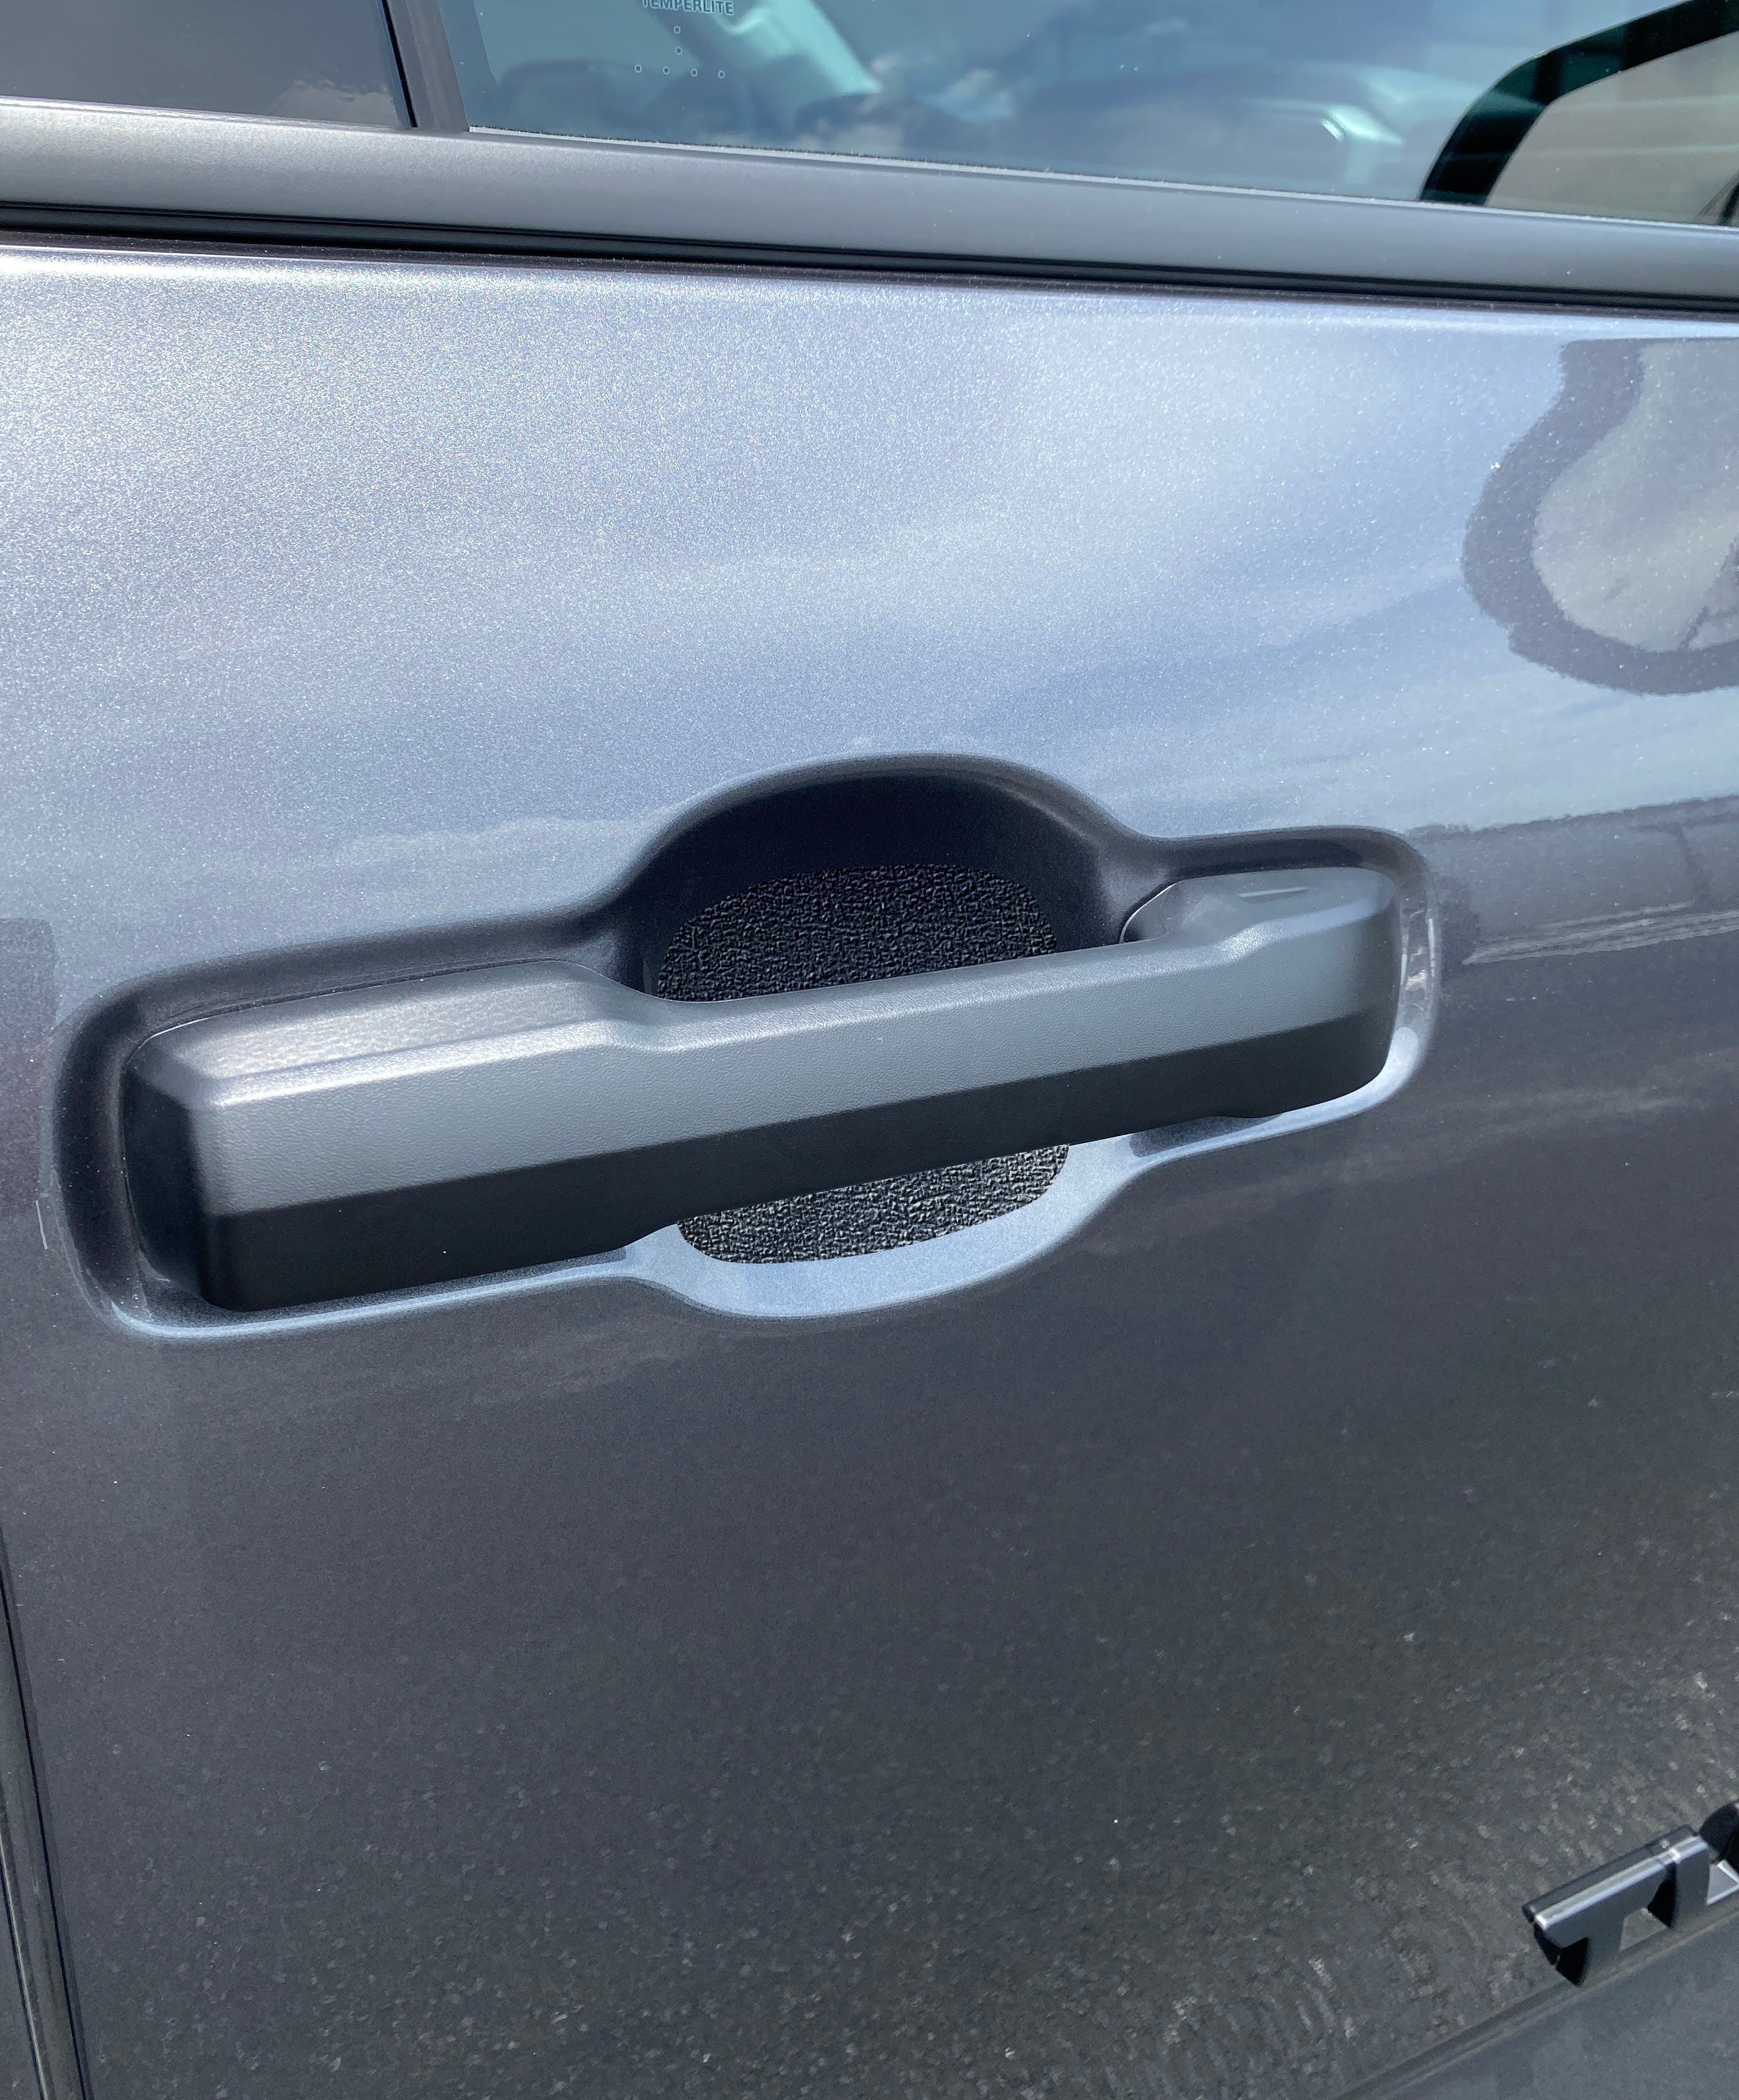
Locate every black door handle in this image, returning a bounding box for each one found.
[123,867,1399,1311]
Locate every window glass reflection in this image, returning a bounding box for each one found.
[439,0,1646,202]
[0,0,407,127]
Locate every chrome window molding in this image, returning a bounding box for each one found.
[2,94,1739,305]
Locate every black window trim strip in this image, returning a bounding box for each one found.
[1424,0,1739,206]
[380,0,468,135]
[3,96,1739,309]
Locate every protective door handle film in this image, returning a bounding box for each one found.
[122,867,1400,1311]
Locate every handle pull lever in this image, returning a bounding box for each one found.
[124,866,1399,1310]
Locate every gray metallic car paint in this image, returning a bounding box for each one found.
[5,240,1739,2094]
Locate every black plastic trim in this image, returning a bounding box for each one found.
[6,98,1739,305]
[379,0,468,133]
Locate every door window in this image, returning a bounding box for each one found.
[0,0,408,128]
[434,0,1739,225]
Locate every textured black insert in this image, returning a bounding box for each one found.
[657,865,1068,1263]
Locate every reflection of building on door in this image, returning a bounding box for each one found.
[1420,797,1739,968]
[1465,339,1739,693]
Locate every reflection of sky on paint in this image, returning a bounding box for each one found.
[2,248,1738,1003]
[1040,584,1739,838]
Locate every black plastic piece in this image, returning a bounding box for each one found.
[120,867,1399,1312]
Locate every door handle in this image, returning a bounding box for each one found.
[123,866,1399,1311]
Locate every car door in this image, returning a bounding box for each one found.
[6,3,1739,2097]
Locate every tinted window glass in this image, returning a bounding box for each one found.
[1428,4,1739,224]
[0,0,407,128]
[435,0,1739,223]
